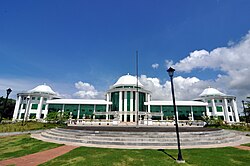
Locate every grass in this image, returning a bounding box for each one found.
[0,121,65,133]
[0,134,62,161]
[0,134,249,166]
[41,146,250,166]
[206,124,250,132]
[241,143,250,147]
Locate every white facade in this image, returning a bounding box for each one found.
[12,75,240,123]
[197,87,240,123]
[12,84,59,121]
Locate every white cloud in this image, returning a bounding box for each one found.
[152,63,159,69]
[172,30,250,112]
[139,75,207,101]
[74,81,104,99]
[227,40,235,46]
[165,60,174,69]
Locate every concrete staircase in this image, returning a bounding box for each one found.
[40,127,242,147]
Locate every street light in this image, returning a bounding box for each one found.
[0,88,12,123]
[167,67,184,163]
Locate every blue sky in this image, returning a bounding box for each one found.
[1,0,250,103]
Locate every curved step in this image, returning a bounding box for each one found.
[40,127,242,147]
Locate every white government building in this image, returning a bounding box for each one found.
[12,74,240,124]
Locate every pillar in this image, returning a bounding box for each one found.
[147,94,151,113]
[191,106,194,121]
[161,106,163,120]
[77,104,80,119]
[24,96,31,121]
[135,91,138,124]
[223,98,230,122]
[93,105,96,120]
[130,91,134,122]
[124,91,127,122]
[13,95,22,121]
[119,91,122,121]
[232,99,240,122]
[106,93,109,120]
[36,96,44,120]
[211,99,216,116]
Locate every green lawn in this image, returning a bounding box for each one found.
[41,146,250,166]
[0,134,62,161]
[1,134,250,166]
[0,121,65,132]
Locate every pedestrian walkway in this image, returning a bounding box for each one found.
[234,145,250,151]
[0,145,78,166]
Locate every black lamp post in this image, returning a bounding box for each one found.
[167,67,184,163]
[0,88,12,123]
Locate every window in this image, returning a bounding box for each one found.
[207,100,211,103]
[216,106,223,112]
[42,104,46,110]
[228,106,231,112]
[37,97,40,100]
[29,113,36,119]
[214,100,217,103]
[151,106,161,112]
[44,98,47,101]
[229,116,232,121]
[219,100,223,103]
[31,104,38,109]
[32,97,36,100]
[96,105,106,112]
[21,113,25,119]
[22,104,26,109]
[209,107,212,112]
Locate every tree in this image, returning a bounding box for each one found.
[45,111,69,124]
[0,96,16,122]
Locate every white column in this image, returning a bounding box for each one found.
[18,105,23,120]
[223,98,230,122]
[77,104,80,119]
[124,91,127,122]
[130,91,134,122]
[135,91,138,124]
[232,99,240,122]
[13,95,22,121]
[36,97,44,119]
[43,104,49,119]
[24,96,31,121]
[119,91,123,121]
[211,99,216,116]
[147,94,151,113]
[106,93,109,120]
[160,106,163,120]
[176,110,179,121]
[93,105,96,120]
[191,106,194,121]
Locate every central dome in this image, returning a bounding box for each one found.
[199,87,225,97]
[112,74,143,88]
[28,84,56,95]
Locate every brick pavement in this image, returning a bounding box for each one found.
[0,145,78,166]
[234,145,250,151]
